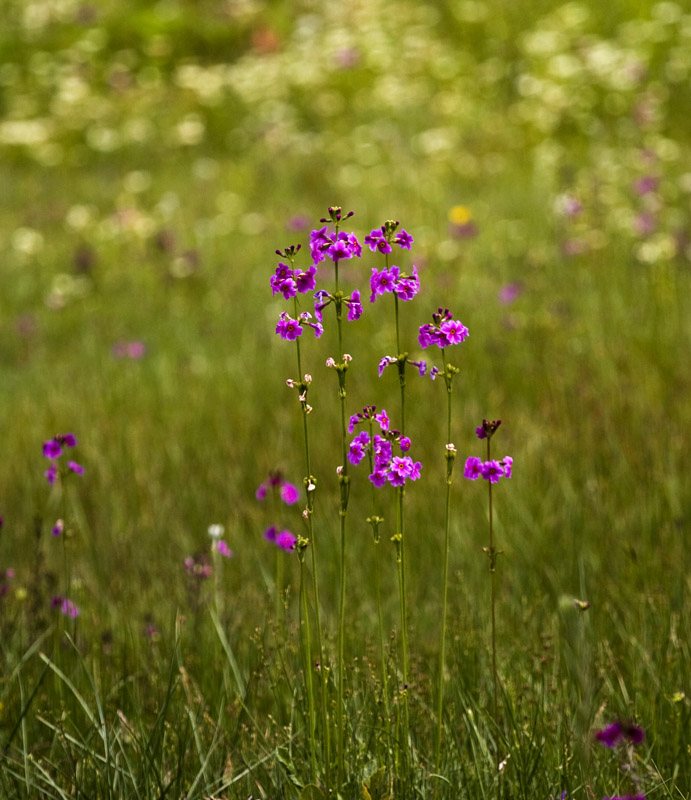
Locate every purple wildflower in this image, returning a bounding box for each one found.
[45,464,58,485]
[393,267,420,301]
[476,419,502,440]
[364,228,392,254]
[395,229,414,249]
[501,456,513,478]
[276,530,296,551]
[378,355,397,377]
[419,308,468,350]
[348,431,370,465]
[68,461,84,476]
[375,409,389,431]
[480,460,504,483]
[51,596,80,618]
[347,289,363,321]
[370,267,398,302]
[313,289,331,322]
[498,283,522,304]
[264,525,278,542]
[280,482,299,505]
[595,722,645,748]
[295,265,317,293]
[440,319,469,345]
[52,519,64,537]
[216,540,233,558]
[276,312,303,340]
[43,439,63,459]
[464,457,483,480]
[601,795,645,800]
[633,175,659,196]
[298,311,323,338]
[409,359,427,377]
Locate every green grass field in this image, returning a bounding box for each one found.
[1,1,690,798]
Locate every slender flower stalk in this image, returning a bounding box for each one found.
[296,535,318,782]
[464,419,513,783]
[416,310,469,775]
[369,219,419,774]
[272,242,330,789]
[315,206,360,787]
[434,350,457,773]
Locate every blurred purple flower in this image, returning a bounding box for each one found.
[276,530,296,551]
[51,596,80,618]
[216,540,233,558]
[498,283,522,305]
[633,213,656,237]
[633,175,659,196]
[285,214,311,232]
[595,721,645,748]
[264,525,278,542]
[280,482,299,505]
[449,221,478,239]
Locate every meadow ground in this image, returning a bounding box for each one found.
[0,1,690,798]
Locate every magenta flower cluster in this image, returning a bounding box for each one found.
[270,259,317,300]
[464,456,513,483]
[264,525,297,551]
[272,216,366,341]
[310,226,362,263]
[51,595,80,618]
[276,311,323,341]
[595,722,645,748]
[347,406,420,488]
[364,225,413,253]
[42,433,83,485]
[1,567,14,598]
[183,555,212,580]
[256,471,298,552]
[419,307,469,349]
[369,265,420,303]
[601,795,645,800]
[256,471,299,505]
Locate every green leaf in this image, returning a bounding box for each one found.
[300,784,326,800]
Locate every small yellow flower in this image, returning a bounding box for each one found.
[449,205,472,225]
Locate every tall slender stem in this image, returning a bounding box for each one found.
[487,437,499,771]
[299,556,317,781]
[435,349,454,774]
[395,487,410,772]
[394,294,405,435]
[332,252,351,789]
[294,328,330,790]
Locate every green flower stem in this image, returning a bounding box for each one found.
[366,421,390,726]
[486,436,500,768]
[394,294,406,435]
[298,546,318,782]
[435,350,456,774]
[393,485,410,771]
[333,253,351,789]
[294,328,330,791]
